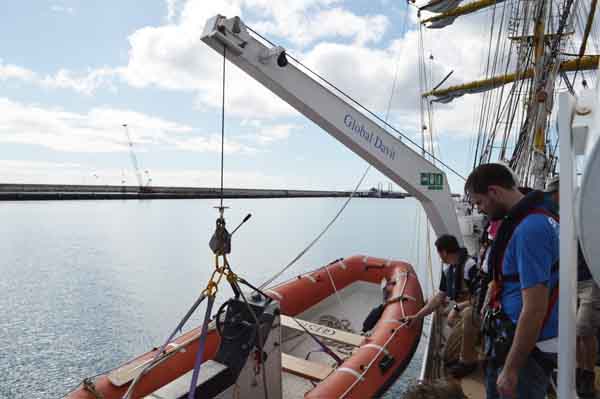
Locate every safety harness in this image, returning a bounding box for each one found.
[487,191,559,327]
[483,191,559,369]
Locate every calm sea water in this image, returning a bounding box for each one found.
[0,198,437,398]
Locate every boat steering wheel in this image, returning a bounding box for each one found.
[216,299,257,342]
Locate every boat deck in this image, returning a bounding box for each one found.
[457,366,600,398]
[458,367,486,399]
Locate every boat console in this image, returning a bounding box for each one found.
[147,294,282,399]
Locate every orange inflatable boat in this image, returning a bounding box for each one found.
[66,255,424,399]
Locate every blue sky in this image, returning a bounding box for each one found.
[0,0,489,193]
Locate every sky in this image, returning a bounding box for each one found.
[0,0,500,193]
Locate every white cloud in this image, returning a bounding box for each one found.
[40,68,120,95]
[0,98,190,152]
[115,1,295,118]
[0,61,37,82]
[50,4,75,14]
[239,122,298,144]
[0,0,499,139]
[165,0,179,22]
[114,0,491,129]
[115,0,392,117]
[0,61,118,95]
[0,1,430,122]
[170,134,259,154]
[250,6,389,46]
[0,98,293,154]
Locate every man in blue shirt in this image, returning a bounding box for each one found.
[465,163,558,399]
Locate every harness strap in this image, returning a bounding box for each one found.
[489,207,560,331]
[543,283,560,326]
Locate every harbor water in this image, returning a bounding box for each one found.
[0,198,436,398]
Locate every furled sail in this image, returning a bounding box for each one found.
[421,0,506,29]
[419,0,463,14]
[423,55,599,103]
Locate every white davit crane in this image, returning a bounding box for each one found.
[201,15,462,241]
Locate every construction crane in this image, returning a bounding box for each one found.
[122,123,152,192]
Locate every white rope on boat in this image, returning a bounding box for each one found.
[324,263,344,308]
[362,343,391,357]
[336,320,410,399]
[387,294,418,303]
[336,272,411,398]
[382,319,405,325]
[336,367,365,381]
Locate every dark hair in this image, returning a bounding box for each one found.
[435,234,460,253]
[401,379,466,399]
[464,163,517,195]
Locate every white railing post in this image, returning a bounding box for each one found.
[557,92,577,399]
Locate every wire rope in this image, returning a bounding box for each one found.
[219,46,227,208]
[417,23,438,298]
[258,154,370,290]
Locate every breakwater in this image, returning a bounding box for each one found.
[0,184,410,201]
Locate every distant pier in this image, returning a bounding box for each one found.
[0,184,410,201]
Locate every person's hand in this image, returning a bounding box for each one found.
[497,366,518,398]
[447,308,459,326]
[403,314,422,328]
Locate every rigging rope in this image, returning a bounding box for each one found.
[473,1,500,169]
[258,166,370,289]
[417,24,437,297]
[324,260,344,308]
[571,0,598,85]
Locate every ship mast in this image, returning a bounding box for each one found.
[420,0,597,188]
[514,0,578,188]
[525,0,553,189]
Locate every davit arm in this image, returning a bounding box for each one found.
[200,15,462,243]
